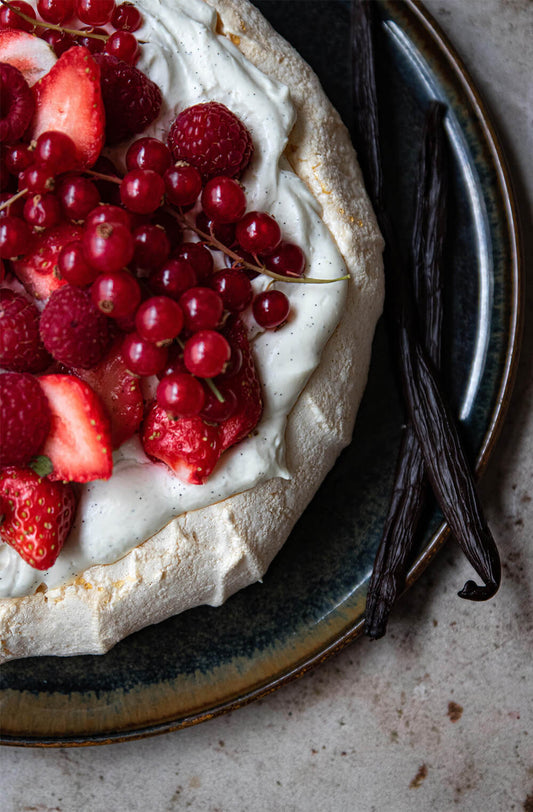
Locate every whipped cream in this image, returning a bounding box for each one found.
[0,0,347,597]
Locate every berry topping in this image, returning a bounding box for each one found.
[148,257,196,300]
[13,222,83,299]
[111,2,142,32]
[0,1,36,32]
[0,214,32,259]
[76,26,107,55]
[91,269,141,318]
[32,46,105,168]
[126,137,171,175]
[57,175,100,221]
[37,0,75,24]
[69,338,143,449]
[0,372,51,466]
[121,331,168,377]
[23,192,62,229]
[201,176,246,224]
[164,162,202,207]
[265,241,306,278]
[0,468,76,570]
[132,223,170,272]
[135,296,184,345]
[120,168,164,214]
[0,29,57,86]
[179,286,223,332]
[167,101,253,180]
[39,27,77,58]
[94,53,162,145]
[217,317,262,450]
[58,240,99,287]
[236,211,281,255]
[76,0,115,26]
[38,373,113,482]
[104,30,139,65]
[156,372,205,419]
[40,285,110,368]
[210,268,253,313]
[34,130,78,173]
[183,329,231,379]
[142,409,221,485]
[0,62,34,143]
[83,220,134,274]
[252,289,290,329]
[0,289,51,372]
[174,242,213,282]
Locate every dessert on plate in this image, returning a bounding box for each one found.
[0,0,383,662]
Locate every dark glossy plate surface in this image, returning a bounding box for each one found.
[0,0,522,745]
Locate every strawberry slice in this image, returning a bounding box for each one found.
[0,29,56,86]
[12,223,83,300]
[38,373,113,483]
[218,317,263,450]
[69,339,143,450]
[142,410,221,485]
[0,467,76,570]
[141,317,263,485]
[32,46,105,168]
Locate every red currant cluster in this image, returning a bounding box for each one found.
[0,117,309,423]
[0,0,142,63]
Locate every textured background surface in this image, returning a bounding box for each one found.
[2,0,533,809]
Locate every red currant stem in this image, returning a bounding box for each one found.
[0,0,109,40]
[176,336,225,403]
[85,169,122,184]
[168,208,349,285]
[0,187,28,213]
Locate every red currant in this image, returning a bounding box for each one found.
[37,0,75,23]
[135,296,184,345]
[86,204,131,231]
[91,269,141,318]
[58,240,99,287]
[156,372,205,418]
[20,165,55,194]
[236,211,281,255]
[174,242,213,282]
[23,193,62,229]
[157,343,187,380]
[35,131,78,173]
[210,268,253,313]
[0,193,25,219]
[264,241,306,278]
[0,216,32,258]
[120,169,165,215]
[105,30,139,64]
[164,162,202,207]
[200,386,237,423]
[149,258,197,300]
[112,2,142,31]
[184,330,231,378]
[83,221,134,273]
[201,176,246,224]
[76,26,107,54]
[132,224,170,272]
[179,286,223,332]
[40,27,77,56]
[126,138,171,176]
[122,331,168,377]
[195,211,236,248]
[57,176,100,222]
[252,290,290,329]
[0,1,36,31]
[5,145,33,175]
[75,0,115,26]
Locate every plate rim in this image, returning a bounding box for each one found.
[0,0,524,747]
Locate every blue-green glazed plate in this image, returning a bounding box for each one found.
[0,0,522,745]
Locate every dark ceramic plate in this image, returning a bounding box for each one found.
[0,0,522,746]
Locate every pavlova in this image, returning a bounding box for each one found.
[0,0,383,662]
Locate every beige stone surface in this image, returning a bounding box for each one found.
[1,1,532,809]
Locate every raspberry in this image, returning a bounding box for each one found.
[0,290,51,372]
[40,285,111,369]
[0,372,51,467]
[0,63,35,143]
[94,54,162,145]
[167,102,253,180]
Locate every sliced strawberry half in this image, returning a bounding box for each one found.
[38,373,113,483]
[69,338,143,450]
[0,29,56,86]
[12,223,83,300]
[0,467,76,570]
[32,46,105,168]
[218,317,263,450]
[142,409,221,486]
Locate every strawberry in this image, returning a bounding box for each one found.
[38,374,113,483]
[12,223,83,300]
[142,318,263,485]
[32,46,105,168]
[218,317,263,450]
[69,338,143,449]
[0,29,56,86]
[0,467,76,571]
[142,409,221,485]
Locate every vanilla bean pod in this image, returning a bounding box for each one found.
[350,0,501,617]
[364,102,448,638]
